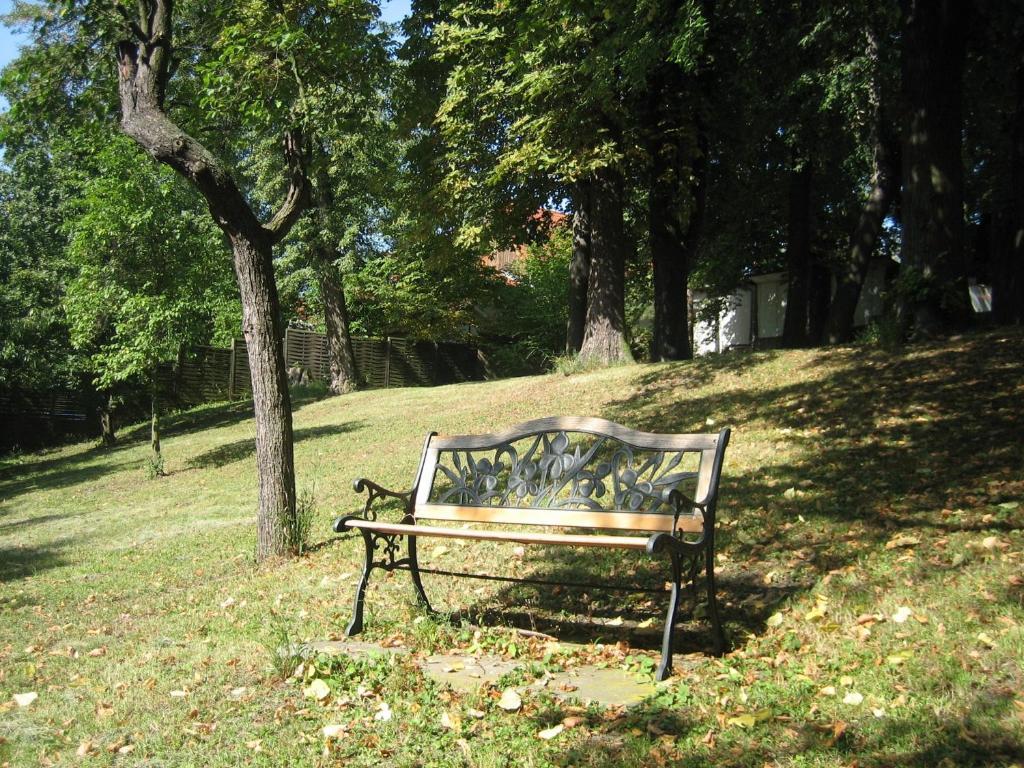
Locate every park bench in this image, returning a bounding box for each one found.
[333,416,731,680]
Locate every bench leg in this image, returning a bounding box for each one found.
[346,528,375,636]
[407,535,434,613]
[656,551,683,682]
[706,545,726,655]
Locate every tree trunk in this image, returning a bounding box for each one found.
[827,30,900,344]
[566,182,591,353]
[233,234,297,557]
[782,160,813,348]
[318,258,359,394]
[808,260,831,344]
[579,167,633,364]
[116,8,308,561]
[650,135,704,362]
[99,393,116,447]
[150,388,163,475]
[897,0,969,336]
[993,43,1024,325]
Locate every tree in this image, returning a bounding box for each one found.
[63,134,236,472]
[826,21,901,344]
[896,0,970,335]
[104,0,382,557]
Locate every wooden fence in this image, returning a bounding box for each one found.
[281,327,483,391]
[1,330,482,452]
[153,328,482,406]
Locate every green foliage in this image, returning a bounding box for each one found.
[63,134,238,391]
[482,226,572,375]
[0,144,81,392]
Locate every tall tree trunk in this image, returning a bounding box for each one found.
[566,182,591,353]
[115,4,308,560]
[318,258,359,394]
[827,31,900,344]
[234,234,297,558]
[579,167,633,364]
[897,0,969,336]
[782,160,813,348]
[993,43,1024,325]
[650,132,704,362]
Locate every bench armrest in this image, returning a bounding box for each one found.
[333,478,413,533]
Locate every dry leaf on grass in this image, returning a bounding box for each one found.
[497,689,522,712]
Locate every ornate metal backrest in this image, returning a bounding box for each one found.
[412,417,729,534]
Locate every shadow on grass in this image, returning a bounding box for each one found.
[420,330,1023,656]
[0,541,69,583]
[0,392,350,504]
[524,680,1023,767]
[187,422,364,469]
[0,459,141,512]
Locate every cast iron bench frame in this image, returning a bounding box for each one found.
[333,416,730,680]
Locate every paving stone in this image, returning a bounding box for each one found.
[304,640,660,708]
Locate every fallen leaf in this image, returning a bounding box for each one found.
[819,686,837,697]
[430,546,449,558]
[76,741,96,757]
[304,679,331,701]
[466,708,486,719]
[726,713,756,728]
[562,715,585,729]
[997,501,1019,510]
[843,692,864,706]
[220,597,236,609]
[323,724,346,739]
[13,692,38,707]
[891,606,912,624]
[538,724,564,740]
[840,675,854,687]
[374,702,392,721]
[497,688,522,712]
[88,646,106,657]
[885,534,920,550]
[766,612,784,628]
[887,651,913,666]
[977,632,996,648]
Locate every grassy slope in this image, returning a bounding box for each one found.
[1,330,1022,767]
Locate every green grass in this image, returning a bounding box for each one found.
[1,329,1022,766]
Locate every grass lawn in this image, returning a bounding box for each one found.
[1,329,1023,767]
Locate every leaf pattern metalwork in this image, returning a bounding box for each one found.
[431,431,698,514]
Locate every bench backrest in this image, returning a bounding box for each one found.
[411,416,729,535]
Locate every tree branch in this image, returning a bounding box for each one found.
[264,128,311,244]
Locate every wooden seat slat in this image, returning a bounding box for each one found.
[415,503,704,533]
[345,519,651,550]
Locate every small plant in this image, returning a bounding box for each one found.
[264,615,302,680]
[288,486,317,556]
[858,316,904,350]
[145,450,166,479]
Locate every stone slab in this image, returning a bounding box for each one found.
[302,640,659,708]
